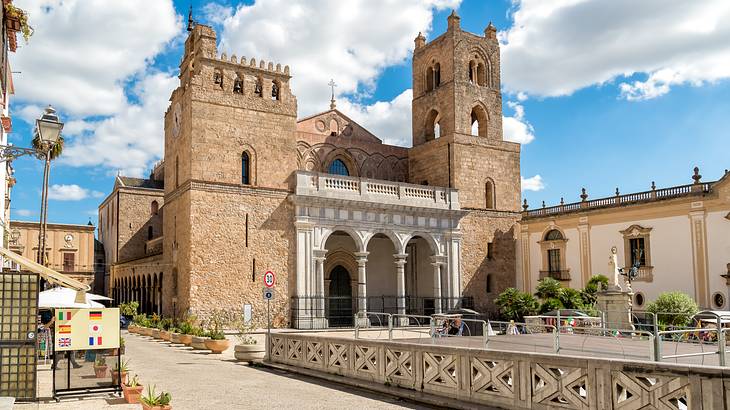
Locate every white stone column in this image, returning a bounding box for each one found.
[354,252,369,315]
[430,256,443,314]
[295,221,314,328]
[394,253,408,321]
[313,250,327,326]
[446,235,462,309]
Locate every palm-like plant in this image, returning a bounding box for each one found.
[32,129,64,159]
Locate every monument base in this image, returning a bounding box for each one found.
[596,290,634,331]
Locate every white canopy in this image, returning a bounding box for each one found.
[39,287,109,309]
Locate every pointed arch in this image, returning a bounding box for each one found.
[424,109,441,141]
[426,66,434,92]
[470,104,489,138]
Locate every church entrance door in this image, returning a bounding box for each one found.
[328,265,353,327]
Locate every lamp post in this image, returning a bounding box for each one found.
[34,106,64,269]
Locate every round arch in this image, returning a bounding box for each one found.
[540,225,568,242]
[320,226,366,252]
[363,230,405,255]
[322,148,358,177]
[403,232,442,256]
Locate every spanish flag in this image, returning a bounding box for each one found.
[58,325,71,334]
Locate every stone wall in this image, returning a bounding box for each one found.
[117,190,164,261]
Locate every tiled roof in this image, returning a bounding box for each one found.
[117,176,164,190]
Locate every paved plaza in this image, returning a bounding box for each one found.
[15,331,434,410]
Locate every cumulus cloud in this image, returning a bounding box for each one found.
[521,175,544,192]
[501,0,730,100]
[213,0,460,118]
[47,184,102,201]
[14,209,34,217]
[12,0,181,175]
[337,90,413,147]
[503,101,535,144]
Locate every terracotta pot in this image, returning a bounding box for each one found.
[112,370,128,385]
[128,325,137,334]
[160,330,171,341]
[204,338,231,354]
[178,334,193,346]
[234,344,265,362]
[94,365,108,378]
[150,329,161,339]
[170,333,182,344]
[141,403,171,410]
[122,384,143,404]
[190,336,210,350]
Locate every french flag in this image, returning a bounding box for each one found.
[88,336,102,346]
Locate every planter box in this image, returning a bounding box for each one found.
[160,330,171,341]
[5,17,21,32]
[141,403,171,410]
[150,329,161,339]
[170,333,182,344]
[204,339,231,354]
[94,365,108,378]
[122,384,143,404]
[179,334,193,346]
[234,344,265,362]
[190,336,210,350]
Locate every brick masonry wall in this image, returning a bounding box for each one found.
[117,190,164,261]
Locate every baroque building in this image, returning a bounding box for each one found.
[101,12,521,327]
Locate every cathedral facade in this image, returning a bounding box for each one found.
[100,12,522,327]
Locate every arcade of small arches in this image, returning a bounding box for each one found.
[112,272,164,316]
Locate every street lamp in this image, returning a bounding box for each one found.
[35,106,64,269]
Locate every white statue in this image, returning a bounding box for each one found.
[608,246,623,291]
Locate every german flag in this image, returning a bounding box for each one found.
[58,325,71,334]
[89,311,103,320]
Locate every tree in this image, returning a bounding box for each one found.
[558,287,584,310]
[33,130,64,159]
[534,277,562,300]
[539,298,563,314]
[581,274,609,306]
[646,292,699,328]
[495,288,539,321]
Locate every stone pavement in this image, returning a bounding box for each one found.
[15,331,434,410]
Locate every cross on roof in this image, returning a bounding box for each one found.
[328,79,337,110]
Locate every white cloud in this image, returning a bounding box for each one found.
[502,101,535,144]
[501,0,730,100]
[213,0,460,118]
[11,0,181,176]
[521,175,545,192]
[337,90,413,147]
[48,184,96,201]
[14,209,34,217]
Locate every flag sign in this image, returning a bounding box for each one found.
[54,308,120,351]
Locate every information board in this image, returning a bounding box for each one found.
[54,308,120,351]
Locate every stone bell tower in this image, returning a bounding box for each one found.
[409,11,519,212]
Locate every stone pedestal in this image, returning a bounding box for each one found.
[596,290,634,331]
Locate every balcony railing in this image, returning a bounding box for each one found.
[294,171,460,210]
[539,270,571,281]
[524,182,713,218]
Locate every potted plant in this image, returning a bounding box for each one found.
[233,321,264,362]
[140,384,172,410]
[159,318,173,341]
[112,358,129,385]
[169,327,182,344]
[177,320,195,346]
[204,329,231,354]
[190,328,210,350]
[94,355,108,378]
[149,314,162,339]
[122,374,144,404]
[4,4,33,42]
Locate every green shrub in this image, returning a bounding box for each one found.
[646,292,699,328]
[119,301,139,317]
[539,298,563,314]
[558,287,584,310]
[495,288,539,321]
[535,278,562,300]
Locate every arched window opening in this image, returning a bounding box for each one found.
[213,69,223,89]
[151,200,159,216]
[486,274,493,293]
[242,151,251,185]
[434,63,441,88]
[477,62,487,86]
[271,81,280,100]
[328,159,349,176]
[233,74,243,94]
[147,225,153,240]
[468,60,476,84]
[545,229,564,241]
[485,180,495,209]
[426,67,434,92]
[425,109,440,141]
[471,106,488,138]
[254,78,263,97]
[175,156,179,188]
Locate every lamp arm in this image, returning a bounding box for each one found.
[0,145,46,162]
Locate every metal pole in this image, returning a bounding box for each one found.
[41,151,51,267]
[718,316,726,366]
[267,298,271,360]
[37,150,50,265]
[652,312,661,362]
[388,315,393,341]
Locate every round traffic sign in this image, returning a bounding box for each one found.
[264,271,276,288]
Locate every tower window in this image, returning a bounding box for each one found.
[242,151,251,185]
[151,200,159,216]
[175,156,179,188]
[213,69,223,89]
[147,226,153,240]
[272,81,280,100]
[425,109,441,141]
[426,67,434,92]
[328,159,349,176]
[477,62,487,86]
[434,63,441,88]
[471,105,488,138]
[485,180,495,209]
[233,75,243,94]
[254,78,263,97]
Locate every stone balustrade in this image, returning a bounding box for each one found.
[294,171,459,210]
[269,331,727,409]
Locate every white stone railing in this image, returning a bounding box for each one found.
[269,332,726,409]
[295,171,459,210]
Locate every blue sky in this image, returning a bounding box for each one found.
[7,0,730,226]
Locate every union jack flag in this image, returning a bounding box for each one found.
[58,337,71,347]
